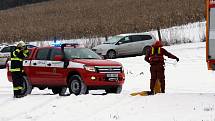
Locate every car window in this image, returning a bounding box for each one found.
[50,49,62,60]
[36,48,50,60]
[1,46,15,53]
[64,48,101,59]
[131,35,142,42]
[10,46,16,52]
[1,47,10,52]
[119,36,131,44]
[140,35,152,41]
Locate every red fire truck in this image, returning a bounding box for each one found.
[7,43,125,95]
[206,0,215,70]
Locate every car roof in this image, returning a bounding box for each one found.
[117,32,153,37]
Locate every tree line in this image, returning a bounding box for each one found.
[0,0,51,10]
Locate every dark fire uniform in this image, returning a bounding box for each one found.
[10,46,29,98]
[145,41,179,94]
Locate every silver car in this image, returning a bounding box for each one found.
[92,33,156,59]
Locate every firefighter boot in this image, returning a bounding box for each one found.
[13,89,24,98]
[161,89,165,93]
[147,90,154,95]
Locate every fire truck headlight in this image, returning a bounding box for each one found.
[121,66,124,72]
[84,66,96,72]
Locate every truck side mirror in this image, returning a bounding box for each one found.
[54,55,63,61]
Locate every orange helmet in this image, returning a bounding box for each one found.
[152,40,163,47]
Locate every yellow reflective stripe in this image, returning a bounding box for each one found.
[23,50,29,57]
[13,51,16,57]
[11,58,23,61]
[13,49,21,57]
[9,68,21,72]
[151,47,161,55]
[13,86,24,90]
[151,47,154,55]
[23,53,28,57]
[23,50,29,54]
[16,49,21,53]
[158,47,161,54]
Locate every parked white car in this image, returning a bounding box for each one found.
[92,33,156,59]
[0,44,37,68]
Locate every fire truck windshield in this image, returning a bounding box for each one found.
[64,48,102,59]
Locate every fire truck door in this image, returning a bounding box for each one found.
[46,60,65,85]
[209,8,215,59]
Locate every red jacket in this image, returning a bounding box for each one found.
[145,47,178,65]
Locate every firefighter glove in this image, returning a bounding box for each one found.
[176,57,179,62]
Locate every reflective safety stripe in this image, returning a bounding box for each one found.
[23,53,28,57]
[16,49,21,53]
[13,49,20,57]
[9,68,21,72]
[13,86,24,90]
[13,51,16,57]
[151,47,154,55]
[23,50,29,57]
[11,58,23,61]
[151,47,161,55]
[158,47,160,54]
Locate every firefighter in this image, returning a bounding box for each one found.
[10,40,29,98]
[145,40,179,95]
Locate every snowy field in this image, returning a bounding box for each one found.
[1,42,215,121]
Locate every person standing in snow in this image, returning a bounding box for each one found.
[10,40,29,98]
[145,40,179,95]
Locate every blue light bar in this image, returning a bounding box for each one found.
[51,41,62,47]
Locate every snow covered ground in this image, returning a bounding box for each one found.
[1,42,215,121]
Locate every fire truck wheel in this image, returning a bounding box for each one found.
[68,75,87,95]
[105,85,122,94]
[22,76,33,95]
[51,87,67,95]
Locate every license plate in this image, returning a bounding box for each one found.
[106,73,118,78]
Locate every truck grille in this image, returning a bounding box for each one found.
[95,66,122,73]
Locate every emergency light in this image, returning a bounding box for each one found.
[51,41,62,47]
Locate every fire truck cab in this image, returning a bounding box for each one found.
[206,0,215,70]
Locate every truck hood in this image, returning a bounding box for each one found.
[72,59,122,66]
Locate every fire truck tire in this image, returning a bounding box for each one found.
[22,76,33,95]
[68,75,87,95]
[38,87,46,90]
[105,85,122,94]
[51,87,67,95]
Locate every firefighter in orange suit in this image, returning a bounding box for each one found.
[10,41,29,98]
[145,41,179,95]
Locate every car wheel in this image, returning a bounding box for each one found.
[106,50,116,59]
[21,76,33,95]
[105,85,122,94]
[142,46,151,55]
[52,88,61,94]
[68,75,87,95]
[51,87,67,95]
